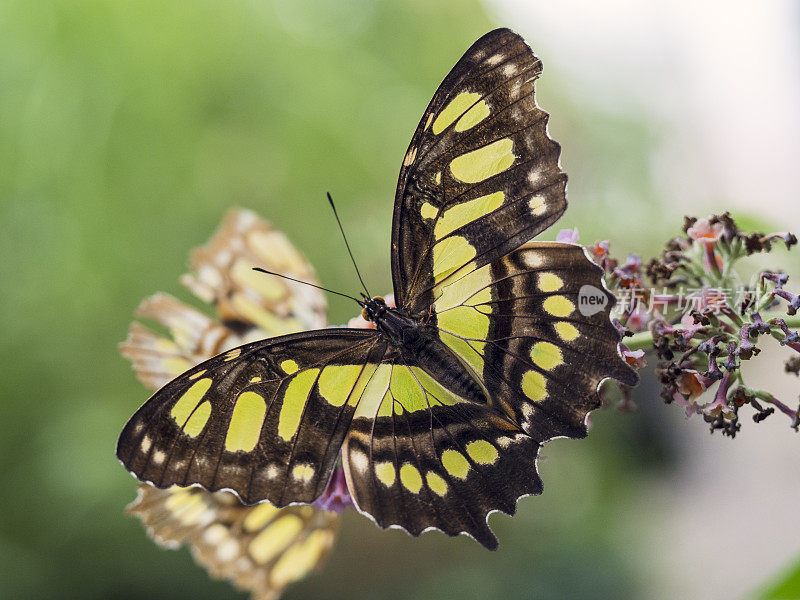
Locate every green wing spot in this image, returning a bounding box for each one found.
[466,440,498,465]
[226,391,267,452]
[280,359,299,374]
[399,463,423,493]
[171,378,213,424]
[374,461,396,487]
[410,367,462,406]
[521,370,547,402]
[426,471,448,496]
[278,369,320,441]
[391,367,428,413]
[183,401,211,437]
[441,449,470,479]
[318,365,362,407]
[530,342,563,370]
[449,138,515,184]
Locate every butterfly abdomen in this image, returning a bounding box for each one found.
[413,338,488,404]
[375,309,487,404]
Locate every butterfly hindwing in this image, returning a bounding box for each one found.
[342,362,541,549]
[392,28,566,312]
[118,329,386,506]
[429,241,637,439]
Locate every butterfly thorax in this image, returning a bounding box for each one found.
[363,296,488,404]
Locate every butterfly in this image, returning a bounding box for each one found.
[117,27,637,550]
[121,209,339,600]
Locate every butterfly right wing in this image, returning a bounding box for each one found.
[127,485,338,600]
[427,241,637,438]
[118,328,387,507]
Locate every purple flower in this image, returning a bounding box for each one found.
[556,227,579,244]
[313,466,353,514]
[672,391,700,418]
[687,218,723,243]
[620,345,646,370]
[701,373,736,420]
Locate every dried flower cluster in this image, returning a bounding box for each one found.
[572,213,800,436]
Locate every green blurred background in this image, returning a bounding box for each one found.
[2,1,799,599]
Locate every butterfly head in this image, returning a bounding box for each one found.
[361,295,387,323]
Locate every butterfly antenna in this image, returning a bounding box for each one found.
[326,192,372,298]
[252,267,364,306]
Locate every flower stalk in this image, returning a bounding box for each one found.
[623,314,800,353]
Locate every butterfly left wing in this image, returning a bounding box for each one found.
[392,28,566,311]
[127,485,337,600]
[118,329,386,507]
[120,208,340,599]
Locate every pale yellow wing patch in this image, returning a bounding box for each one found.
[432,91,482,135]
[431,263,494,376]
[449,138,516,184]
[277,369,321,441]
[226,391,268,452]
[426,192,505,239]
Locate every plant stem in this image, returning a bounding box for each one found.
[623,314,800,353]
[753,391,798,419]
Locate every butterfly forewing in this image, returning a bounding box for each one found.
[392,28,566,313]
[118,326,387,507]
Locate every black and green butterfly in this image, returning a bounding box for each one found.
[117,28,636,550]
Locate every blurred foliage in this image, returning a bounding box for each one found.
[759,555,800,599]
[0,0,758,599]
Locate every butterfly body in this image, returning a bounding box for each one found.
[364,295,488,403]
[118,28,636,549]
